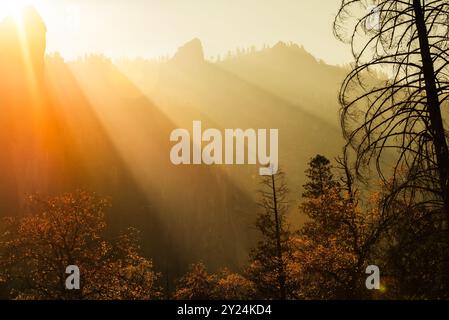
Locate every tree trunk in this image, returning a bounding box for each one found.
[271,174,287,300]
[413,0,449,220]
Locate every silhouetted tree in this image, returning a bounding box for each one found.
[336,149,358,204]
[335,0,449,296]
[298,155,392,299]
[247,170,293,300]
[303,155,339,198]
[334,0,449,220]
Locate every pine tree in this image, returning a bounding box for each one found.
[303,155,339,199]
[247,170,293,300]
[298,155,390,299]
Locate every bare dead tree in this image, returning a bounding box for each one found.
[336,147,358,205]
[334,0,449,220]
[250,169,291,300]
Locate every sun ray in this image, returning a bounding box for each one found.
[4,3,48,133]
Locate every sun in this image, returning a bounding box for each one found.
[0,0,36,21]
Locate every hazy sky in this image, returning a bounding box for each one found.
[1,0,353,65]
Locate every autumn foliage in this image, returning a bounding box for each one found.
[0,155,446,300]
[0,191,161,300]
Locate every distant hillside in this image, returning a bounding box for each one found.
[118,40,347,223]
[217,41,348,126]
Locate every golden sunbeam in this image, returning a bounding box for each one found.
[0,2,50,140]
[14,10,47,140]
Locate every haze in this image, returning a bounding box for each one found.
[0,0,352,65]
